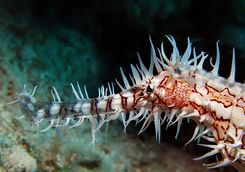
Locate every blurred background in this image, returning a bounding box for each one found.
[0,0,244,171]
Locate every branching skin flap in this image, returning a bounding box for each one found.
[11,35,245,170]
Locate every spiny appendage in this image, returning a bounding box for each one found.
[13,82,121,145]
[184,42,245,168]
[13,81,156,146]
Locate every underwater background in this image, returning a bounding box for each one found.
[0,0,244,171]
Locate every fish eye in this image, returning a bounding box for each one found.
[146,85,153,93]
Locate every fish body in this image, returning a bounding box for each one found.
[14,36,245,169]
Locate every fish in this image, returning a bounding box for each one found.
[10,35,245,170]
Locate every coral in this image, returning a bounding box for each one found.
[3,145,37,171]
